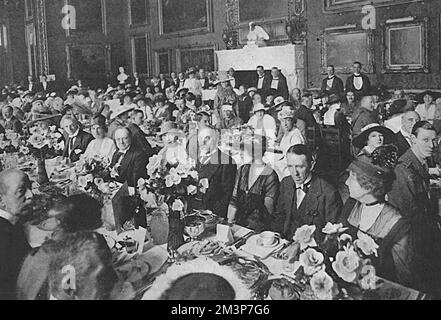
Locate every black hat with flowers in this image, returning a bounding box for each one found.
[349,144,398,184]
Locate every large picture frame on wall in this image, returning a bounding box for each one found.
[321,29,374,74]
[65,0,107,36]
[66,44,109,80]
[158,0,213,36]
[324,0,422,12]
[381,18,428,73]
[177,46,216,72]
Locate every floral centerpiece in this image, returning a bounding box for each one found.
[289,223,379,300]
[0,130,22,154]
[24,125,64,159]
[72,155,116,203]
[20,126,64,183]
[137,154,209,251]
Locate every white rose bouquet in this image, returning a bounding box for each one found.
[290,223,379,300]
[73,155,115,202]
[138,155,208,216]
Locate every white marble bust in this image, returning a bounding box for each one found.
[245,22,269,48]
[117,67,128,85]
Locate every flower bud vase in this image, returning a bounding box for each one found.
[150,208,169,246]
[37,152,49,185]
[167,210,185,251]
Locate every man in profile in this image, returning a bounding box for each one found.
[0,169,34,300]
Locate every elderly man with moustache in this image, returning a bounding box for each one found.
[192,127,237,219]
[0,169,34,300]
[111,128,149,231]
[61,115,94,163]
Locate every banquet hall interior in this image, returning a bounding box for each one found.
[1,0,441,301]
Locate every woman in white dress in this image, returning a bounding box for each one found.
[157,121,188,165]
[415,91,436,124]
[247,103,277,142]
[272,107,305,179]
[83,114,117,162]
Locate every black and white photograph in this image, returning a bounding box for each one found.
[1,0,441,306]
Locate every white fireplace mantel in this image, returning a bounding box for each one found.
[215,44,306,90]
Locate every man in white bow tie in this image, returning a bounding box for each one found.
[275,144,342,240]
[320,65,344,99]
[345,62,371,101]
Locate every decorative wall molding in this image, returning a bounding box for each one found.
[286,0,307,44]
[324,0,423,13]
[381,17,429,73]
[36,0,49,75]
[224,0,307,48]
[158,0,213,37]
[65,0,107,37]
[321,28,375,74]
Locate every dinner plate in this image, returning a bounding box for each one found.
[247,235,280,249]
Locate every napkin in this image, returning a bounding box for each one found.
[240,235,287,260]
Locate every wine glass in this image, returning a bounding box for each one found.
[184,215,206,242]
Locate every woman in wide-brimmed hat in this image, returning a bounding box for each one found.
[214,71,238,123]
[352,123,394,157]
[247,103,277,142]
[271,106,306,179]
[107,104,135,139]
[142,257,251,300]
[157,121,187,165]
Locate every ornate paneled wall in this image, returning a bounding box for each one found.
[307,0,441,90]
[0,0,27,86]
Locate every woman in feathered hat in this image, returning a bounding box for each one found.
[213,71,238,123]
[142,257,251,300]
[340,145,418,288]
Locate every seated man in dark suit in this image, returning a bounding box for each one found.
[295,94,317,129]
[0,169,34,300]
[193,127,237,219]
[274,144,342,242]
[393,110,420,159]
[60,115,93,162]
[111,128,149,231]
[2,105,23,135]
[61,115,94,163]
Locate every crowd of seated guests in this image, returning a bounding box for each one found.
[2,61,441,299]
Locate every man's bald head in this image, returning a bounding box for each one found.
[0,169,33,216]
